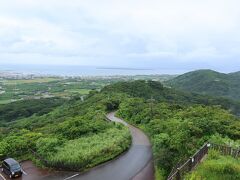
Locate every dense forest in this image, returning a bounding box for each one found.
[167,69,240,101]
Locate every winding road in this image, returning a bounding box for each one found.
[0,112,154,180]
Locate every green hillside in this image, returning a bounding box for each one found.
[0,93,131,171]
[101,80,240,178]
[167,69,240,101]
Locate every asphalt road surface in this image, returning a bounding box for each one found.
[0,112,154,180]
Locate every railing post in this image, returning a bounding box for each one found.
[176,168,181,180]
[188,157,192,171]
[207,143,211,154]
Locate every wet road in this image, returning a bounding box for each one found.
[1,112,154,180]
[43,112,154,180]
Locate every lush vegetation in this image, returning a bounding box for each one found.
[185,150,240,180]
[117,101,240,176]
[100,80,240,178]
[167,69,240,101]
[1,77,239,177]
[0,91,131,171]
[43,127,131,171]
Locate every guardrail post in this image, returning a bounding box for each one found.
[176,168,181,180]
[207,143,211,154]
[188,157,192,171]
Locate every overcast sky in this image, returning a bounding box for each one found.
[0,0,240,72]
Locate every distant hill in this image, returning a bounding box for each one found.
[102,80,240,116]
[167,69,240,101]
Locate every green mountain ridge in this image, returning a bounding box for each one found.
[167,69,240,101]
[229,71,240,77]
[102,80,240,116]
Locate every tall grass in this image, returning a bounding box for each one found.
[42,127,131,171]
[185,150,240,180]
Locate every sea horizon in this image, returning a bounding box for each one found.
[0,64,237,77]
[0,64,186,77]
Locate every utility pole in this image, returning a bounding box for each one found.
[147,96,155,119]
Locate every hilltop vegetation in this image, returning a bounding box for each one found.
[167,69,240,101]
[103,80,240,116]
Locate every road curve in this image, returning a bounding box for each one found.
[75,112,155,180]
[42,112,154,180]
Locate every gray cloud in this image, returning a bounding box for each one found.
[0,0,239,72]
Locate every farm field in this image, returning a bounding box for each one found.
[0,74,175,105]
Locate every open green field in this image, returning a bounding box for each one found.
[64,89,91,94]
[0,78,102,104]
[1,77,61,85]
[0,99,14,105]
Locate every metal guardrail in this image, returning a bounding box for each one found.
[167,142,240,180]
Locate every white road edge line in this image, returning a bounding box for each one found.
[63,174,79,180]
[0,173,6,180]
[22,169,28,175]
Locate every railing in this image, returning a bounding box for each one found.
[211,143,240,158]
[167,142,240,180]
[167,143,209,180]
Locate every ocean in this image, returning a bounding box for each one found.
[0,64,181,76]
